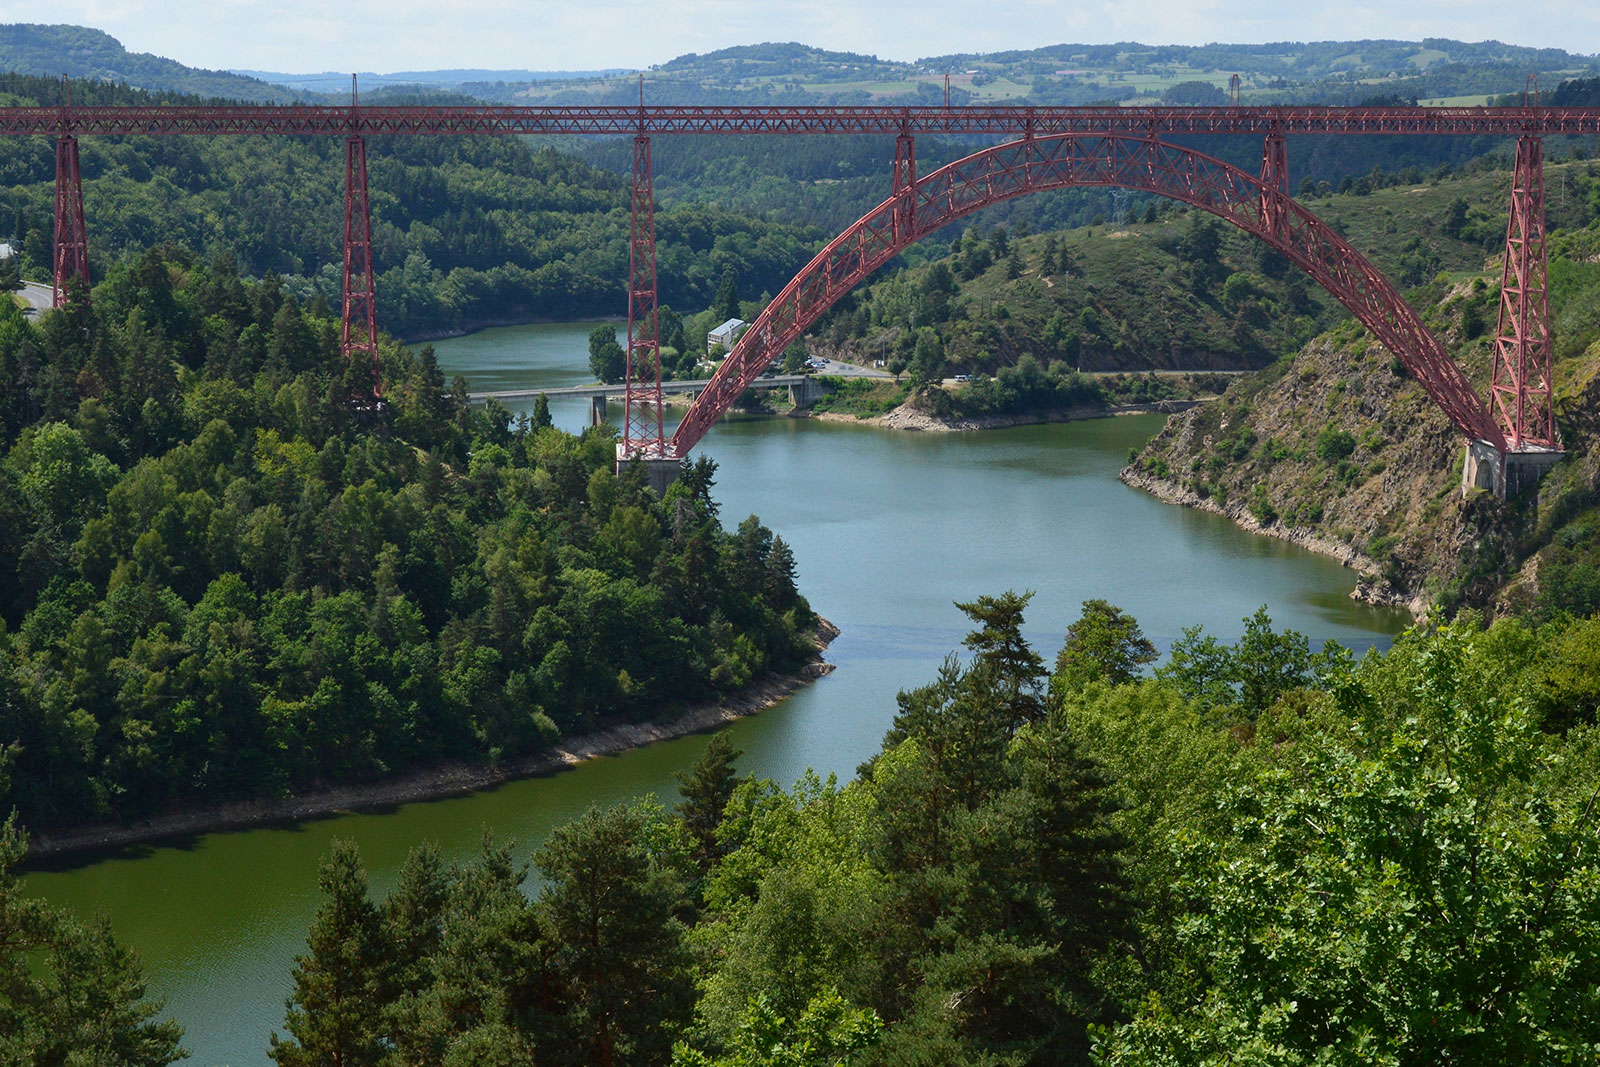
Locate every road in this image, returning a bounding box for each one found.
[17,281,51,319]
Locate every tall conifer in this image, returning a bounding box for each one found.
[270,839,384,1067]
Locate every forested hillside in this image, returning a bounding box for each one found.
[0,247,820,829]
[0,24,301,103]
[266,596,1600,1065]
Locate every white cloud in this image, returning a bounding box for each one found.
[10,0,1597,73]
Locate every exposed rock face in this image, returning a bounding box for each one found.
[1122,326,1563,616]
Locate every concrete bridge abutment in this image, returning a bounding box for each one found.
[788,376,828,409]
[1461,439,1565,498]
[615,445,682,496]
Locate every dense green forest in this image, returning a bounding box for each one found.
[0,245,820,829]
[253,594,1600,1065]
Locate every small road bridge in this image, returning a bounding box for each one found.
[471,370,875,425]
[27,80,1597,493]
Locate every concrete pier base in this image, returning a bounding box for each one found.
[1461,439,1565,498]
[616,445,682,496]
[788,377,826,409]
[589,395,608,428]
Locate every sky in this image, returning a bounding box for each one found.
[12,0,1600,74]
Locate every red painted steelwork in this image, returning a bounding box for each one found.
[624,135,665,456]
[21,103,1600,138]
[671,134,1503,455]
[342,135,381,401]
[892,133,916,243]
[52,135,89,308]
[1259,129,1289,240]
[31,98,1569,456]
[1491,136,1559,450]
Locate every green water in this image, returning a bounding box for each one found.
[25,322,1411,1066]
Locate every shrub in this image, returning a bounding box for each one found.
[1315,428,1357,462]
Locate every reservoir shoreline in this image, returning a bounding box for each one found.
[25,620,839,863]
[810,397,1206,431]
[1117,466,1425,615]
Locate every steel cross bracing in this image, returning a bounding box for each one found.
[1258,129,1289,240]
[342,134,382,403]
[671,133,1504,455]
[623,134,665,457]
[1491,135,1559,450]
[52,135,89,308]
[17,103,1600,138]
[892,132,917,244]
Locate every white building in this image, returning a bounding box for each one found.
[707,318,747,354]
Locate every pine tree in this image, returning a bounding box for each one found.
[270,839,385,1067]
[382,842,450,1001]
[407,834,541,1063]
[537,804,694,1067]
[955,590,1046,732]
[532,392,553,429]
[763,536,800,611]
[0,815,185,1066]
[676,733,743,868]
[1040,236,1061,275]
[1053,599,1158,690]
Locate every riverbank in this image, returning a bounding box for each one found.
[1118,466,1426,615]
[25,620,840,862]
[811,397,1206,432]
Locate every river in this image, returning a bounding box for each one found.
[25,321,1410,1066]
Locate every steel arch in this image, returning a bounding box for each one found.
[670,134,1503,455]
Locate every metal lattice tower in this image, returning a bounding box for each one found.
[53,134,89,308]
[1489,134,1559,450]
[1258,126,1289,239]
[892,131,917,243]
[342,130,381,403]
[622,132,665,457]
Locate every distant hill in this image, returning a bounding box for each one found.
[234,67,630,94]
[0,24,306,102]
[485,37,1600,107]
[2,26,1596,109]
